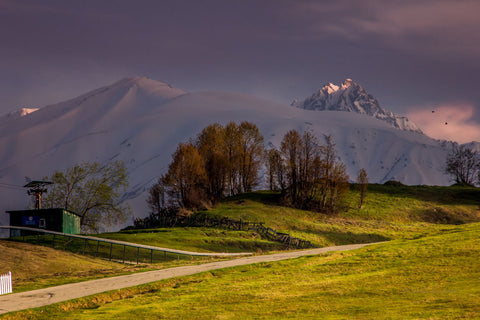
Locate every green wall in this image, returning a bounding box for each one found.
[62,210,80,234]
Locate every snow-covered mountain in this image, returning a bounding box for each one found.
[0,76,457,231]
[0,107,39,125]
[292,79,422,133]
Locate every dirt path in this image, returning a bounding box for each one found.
[0,243,377,315]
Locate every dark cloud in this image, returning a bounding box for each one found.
[0,0,479,142]
[294,0,480,56]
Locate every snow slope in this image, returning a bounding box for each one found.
[0,76,456,230]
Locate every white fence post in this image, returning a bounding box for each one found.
[0,271,12,295]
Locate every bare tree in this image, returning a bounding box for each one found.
[357,168,368,208]
[326,162,350,212]
[238,121,264,192]
[445,145,480,186]
[147,179,166,215]
[266,148,286,191]
[280,129,303,204]
[278,131,349,213]
[224,122,242,195]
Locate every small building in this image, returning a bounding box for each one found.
[7,208,81,237]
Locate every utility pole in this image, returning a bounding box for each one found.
[24,181,53,209]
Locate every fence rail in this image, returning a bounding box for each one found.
[133,214,313,249]
[0,226,251,264]
[0,271,12,295]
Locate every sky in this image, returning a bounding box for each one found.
[1,0,479,143]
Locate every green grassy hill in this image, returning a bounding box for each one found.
[92,185,480,251]
[95,228,285,253]
[3,184,480,318]
[204,185,480,246]
[6,221,480,319]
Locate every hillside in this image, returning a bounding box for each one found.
[2,184,479,316]
[0,240,134,292]
[97,185,480,249]
[5,223,480,319]
[204,185,480,246]
[0,76,460,229]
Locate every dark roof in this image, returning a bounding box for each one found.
[23,180,53,188]
[6,208,81,218]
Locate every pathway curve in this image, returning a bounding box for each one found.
[0,242,378,315]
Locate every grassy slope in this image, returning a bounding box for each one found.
[95,228,285,253]
[205,185,480,246]
[6,222,480,319]
[3,184,480,317]
[76,185,480,251]
[0,240,226,293]
[0,241,135,292]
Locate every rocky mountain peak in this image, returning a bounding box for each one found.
[292,79,423,133]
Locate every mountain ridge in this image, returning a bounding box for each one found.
[0,76,458,231]
[292,79,423,133]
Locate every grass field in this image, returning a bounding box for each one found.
[0,240,228,293]
[205,185,480,246]
[95,228,285,253]
[0,240,136,292]
[2,184,480,318]
[5,222,480,319]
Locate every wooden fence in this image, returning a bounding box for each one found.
[0,271,12,295]
[0,226,251,265]
[133,214,312,249]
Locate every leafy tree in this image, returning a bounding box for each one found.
[161,142,207,209]
[195,123,229,201]
[43,161,130,233]
[221,121,264,195]
[357,168,369,208]
[445,145,480,185]
[150,121,265,215]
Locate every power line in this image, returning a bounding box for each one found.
[0,182,25,191]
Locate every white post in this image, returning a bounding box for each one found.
[8,271,12,294]
[0,271,12,295]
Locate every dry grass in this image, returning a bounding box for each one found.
[0,240,138,292]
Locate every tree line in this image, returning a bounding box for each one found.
[148,122,353,219]
[148,121,265,214]
[36,122,478,234]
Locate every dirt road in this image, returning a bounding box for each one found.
[0,243,377,315]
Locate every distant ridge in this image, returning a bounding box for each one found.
[0,107,39,124]
[292,79,422,133]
